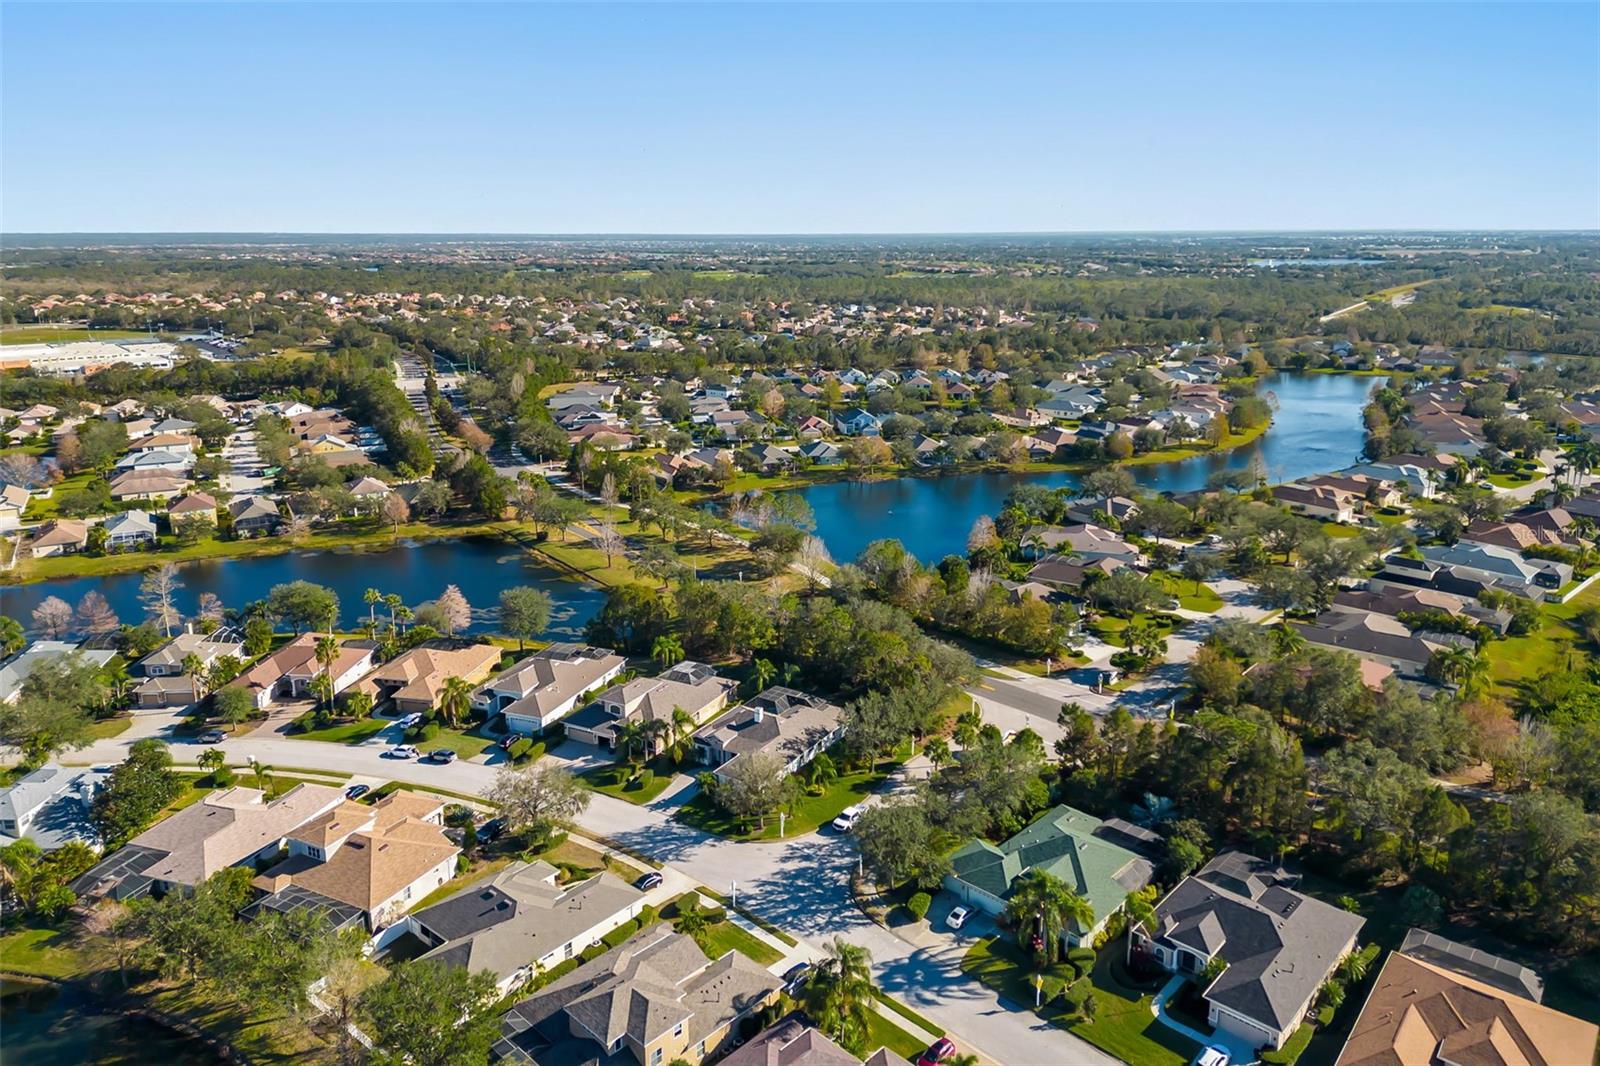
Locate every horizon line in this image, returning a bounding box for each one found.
[6,228,1599,239]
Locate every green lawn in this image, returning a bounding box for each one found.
[1319,522,1363,539]
[21,470,101,522]
[962,937,1198,1066]
[675,762,895,841]
[1485,581,1600,704]
[1150,571,1223,613]
[683,912,783,965]
[864,1010,933,1061]
[86,716,133,741]
[0,326,149,344]
[286,714,391,745]
[0,925,84,978]
[411,857,514,911]
[1090,612,1181,647]
[580,757,681,805]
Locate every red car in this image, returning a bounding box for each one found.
[916,1037,956,1066]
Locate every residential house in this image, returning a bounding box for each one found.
[693,687,845,784]
[0,764,112,850]
[798,440,843,465]
[1459,519,1580,554]
[133,631,247,709]
[168,491,218,525]
[1132,851,1365,1051]
[250,791,456,931]
[1299,474,1402,510]
[740,443,794,474]
[1420,542,1571,593]
[1020,523,1143,565]
[565,662,738,753]
[794,415,831,439]
[369,642,503,716]
[29,518,88,557]
[71,783,347,900]
[405,860,646,995]
[833,408,882,437]
[1335,929,1597,1066]
[102,509,158,548]
[1273,483,1359,523]
[473,644,628,735]
[719,1014,911,1066]
[228,495,281,535]
[0,640,117,703]
[348,476,392,505]
[1292,610,1464,679]
[491,926,784,1066]
[109,470,189,502]
[0,483,30,528]
[227,633,375,711]
[114,448,192,474]
[1027,553,1126,590]
[945,805,1158,947]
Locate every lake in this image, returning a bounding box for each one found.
[792,371,1383,562]
[1,978,224,1066]
[1,536,606,639]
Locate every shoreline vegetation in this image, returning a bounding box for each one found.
[5,417,1273,588]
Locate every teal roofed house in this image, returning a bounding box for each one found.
[943,805,1159,947]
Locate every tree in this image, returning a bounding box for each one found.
[498,586,551,651]
[652,633,685,671]
[674,894,711,937]
[243,615,274,657]
[214,685,255,731]
[485,763,590,842]
[75,590,119,635]
[750,657,776,695]
[0,615,23,657]
[433,584,472,636]
[854,798,950,889]
[92,739,182,848]
[266,581,340,633]
[437,676,472,729]
[139,564,184,637]
[805,938,876,1054]
[381,491,411,531]
[667,705,697,765]
[714,751,788,829]
[360,961,502,1066]
[31,595,74,638]
[0,653,108,765]
[1005,868,1094,964]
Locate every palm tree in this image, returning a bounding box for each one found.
[806,751,838,793]
[652,634,685,671]
[0,615,24,657]
[309,672,335,715]
[667,705,696,765]
[1338,949,1372,985]
[437,676,472,730]
[1005,868,1094,966]
[314,635,339,712]
[615,720,649,769]
[643,718,671,759]
[674,894,710,937]
[180,652,206,700]
[923,738,952,770]
[750,657,777,695]
[364,587,383,631]
[805,938,875,1054]
[383,593,403,631]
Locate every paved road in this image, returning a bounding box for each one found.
[61,716,1118,1066]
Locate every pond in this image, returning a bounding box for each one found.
[0,978,225,1066]
[791,371,1384,562]
[1,536,605,640]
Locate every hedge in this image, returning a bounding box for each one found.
[906,892,931,921]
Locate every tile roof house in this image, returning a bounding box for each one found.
[109,469,190,501]
[1020,523,1143,564]
[1132,851,1365,1051]
[167,491,219,521]
[945,805,1157,947]
[102,508,158,548]
[227,633,375,711]
[0,763,112,850]
[406,860,647,994]
[692,687,845,783]
[1292,610,1462,679]
[251,790,456,930]
[719,1013,911,1066]
[29,518,88,557]
[72,783,347,900]
[1026,553,1128,590]
[368,642,503,716]
[0,483,30,528]
[133,631,247,709]
[473,643,628,735]
[228,494,282,535]
[1336,931,1597,1066]
[564,662,739,753]
[492,926,783,1066]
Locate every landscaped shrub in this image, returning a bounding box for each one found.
[507,736,532,762]
[1067,946,1096,979]
[906,892,931,921]
[211,767,236,788]
[627,768,655,791]
[525,741,546,762]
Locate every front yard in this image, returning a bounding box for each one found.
[674,760,896,841]
[579,755,682,805]
[961,935,1199,1066]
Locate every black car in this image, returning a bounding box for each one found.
[195,729,226,744]
[634,871,664,891]
[345,783,371,800]
[427,749,458,764]
[782,962,812,991]
[479,818,507,843]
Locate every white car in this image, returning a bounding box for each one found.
[396,713,423,729]
[946,905,971,930]
[1194,1046,1231,1066]
[386,745,420,760]
[832,805,864,832]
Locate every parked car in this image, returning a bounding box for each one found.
[498,733,519,750]
[1193,1047,1231,1066]
[386,745,420,760]
[396,713,423,729]
[916,1037,957,1066]
[782,962,812,992]
[945,905,970,930]
[345,783,371,800]
[479,818,506,842]
[634,872,664,891]
[832,805,864,832]
[195,729,226,744]
[427,749,457,764]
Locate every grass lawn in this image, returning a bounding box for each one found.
[1485,581,1600,704]
[285,714,391,745]
[580,757,681,805]
[864,1009,934,1061]
[675,762,895,841]
[1150,571,1223,613]
[147,978,333,1063]
[424,722,499,760]
[962,937,1197,1066]
[1319,522,1363,539]
[0,924,84,978]
[0,326,149,344]
[663,895,784,965]
[86,716,133,741]
[1486,469,1543,489]
[412,857,514,911]
[1090,612,1180,647]
[21,469,101,522]
[160,770,350,819]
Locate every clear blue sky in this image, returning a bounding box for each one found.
[4,2,1597,233]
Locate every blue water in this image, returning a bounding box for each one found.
[1,536,605,639]
[792,372,1382,563]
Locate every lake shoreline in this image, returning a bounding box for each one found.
[1,972,235,1064]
